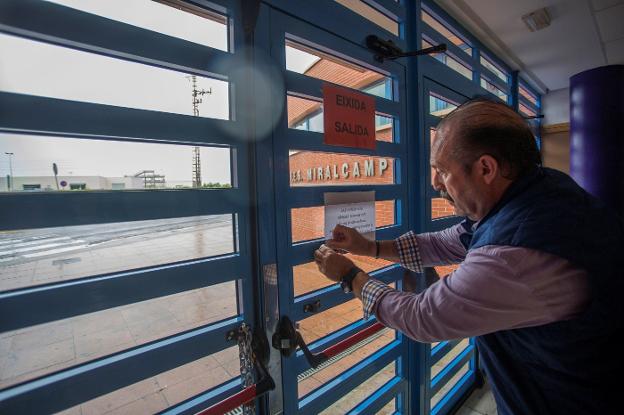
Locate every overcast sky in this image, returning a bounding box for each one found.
[0,0,231,185]
[0,0,320,186]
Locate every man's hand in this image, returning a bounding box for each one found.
[314,244,354,282]
[326,224,375,256]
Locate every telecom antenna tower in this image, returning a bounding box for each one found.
[189,75,212,188]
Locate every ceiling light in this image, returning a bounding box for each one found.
[522,8,551,32]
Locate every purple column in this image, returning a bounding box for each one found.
[570,65,624,215]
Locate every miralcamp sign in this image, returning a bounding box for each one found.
[290,158,388,183]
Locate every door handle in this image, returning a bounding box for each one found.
[272,315,385,369]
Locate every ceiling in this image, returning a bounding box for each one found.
[433,0,624,93]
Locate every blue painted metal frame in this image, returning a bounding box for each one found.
[0,316,242,414]
[430,340,461,366]
[0,0,544,413]
[422,0,514,103]
[0,1,259,413]
[0,254,243,332]
[264,0,405,47]
[159,378,242,415]
[347,376,404,415]
[430,370,475,415]
[430,344,474,396]
[416,8,486,412]
[0,184,246,231]
[0,92,243,147]
[422,78,468,230]
[298,341,402,414]
[263,3,412,413]
[0,0,235,79]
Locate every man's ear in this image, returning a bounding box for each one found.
[476,155,498,184]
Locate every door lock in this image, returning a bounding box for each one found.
[271,316,327,368]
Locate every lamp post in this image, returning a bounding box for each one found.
[5,152,14,192]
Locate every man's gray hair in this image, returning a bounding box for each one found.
[436,98,541,180]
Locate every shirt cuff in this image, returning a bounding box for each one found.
[394,231,423,273]
[361,279,393,319]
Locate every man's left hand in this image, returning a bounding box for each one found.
[314,244,354,282]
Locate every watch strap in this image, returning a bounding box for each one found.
[340,266,363,293]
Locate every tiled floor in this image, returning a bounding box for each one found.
[1,218,484,414]
[457,381,498,415]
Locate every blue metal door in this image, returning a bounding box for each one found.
[253,2,414,413]
[420,78,480,415]
[0,1,261,413]
[0,1,487,414]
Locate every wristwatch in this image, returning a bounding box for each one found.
[340,266,363,293]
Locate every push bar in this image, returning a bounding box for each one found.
[196,373,274,415]
[273,316,385,368]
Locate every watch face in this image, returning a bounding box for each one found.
[340,280,352,293]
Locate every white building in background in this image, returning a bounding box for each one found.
[0,175,148,192]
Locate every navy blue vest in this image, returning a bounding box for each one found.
[462,167,624,415]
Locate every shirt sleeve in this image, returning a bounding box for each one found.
[363,245,589,342]
[393,224,468,272]
[361,278,393,319]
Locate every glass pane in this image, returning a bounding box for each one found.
[0,134,231,193]
[289,150,395,187]
[430,362,471,409]
[378,398,398,414]
[58,346,239,415]
[375,114,395,143]
[0,282,237,388]
[298,282,396,345]
[46,0,229,51]
[318,361,397,413]
[0,214,234,291]
[291,200,396,243]
[423,38,472,80]
[429,93,458,118]
[431,197,455,219]
[285,40,393,100]
[0,34,229,119]
[299,297,362,345]
[288,96,324,133]
[298,326,395,398]
[480,54,508,84]
[480,77,508,102]
[519,84,538,106]
[293,256,394,297]
[519,102,537,118]
[431,339,470,378]
[334,0,399,35]
[287,96,395,142]
[429,127,457,220]
[421,10,472,56]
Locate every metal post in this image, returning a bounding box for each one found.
[570,65,624,215]
[5,152,14,191]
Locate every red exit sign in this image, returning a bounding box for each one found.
[323,84,376,150]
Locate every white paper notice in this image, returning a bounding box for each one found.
[324,191,375,241]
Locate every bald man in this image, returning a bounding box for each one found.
[314,98,623,415]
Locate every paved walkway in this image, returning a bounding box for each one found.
[1,218,471,414]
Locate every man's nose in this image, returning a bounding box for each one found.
[431,169,443,191]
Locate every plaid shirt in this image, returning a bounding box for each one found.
[362,231,422,319]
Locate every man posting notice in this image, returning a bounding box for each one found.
[314,99,623,415]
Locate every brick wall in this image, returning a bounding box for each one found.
[289,152,394,186]
[289,150,395,242]
[431,197,455,219]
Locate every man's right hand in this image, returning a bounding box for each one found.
[326,224,375,257]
